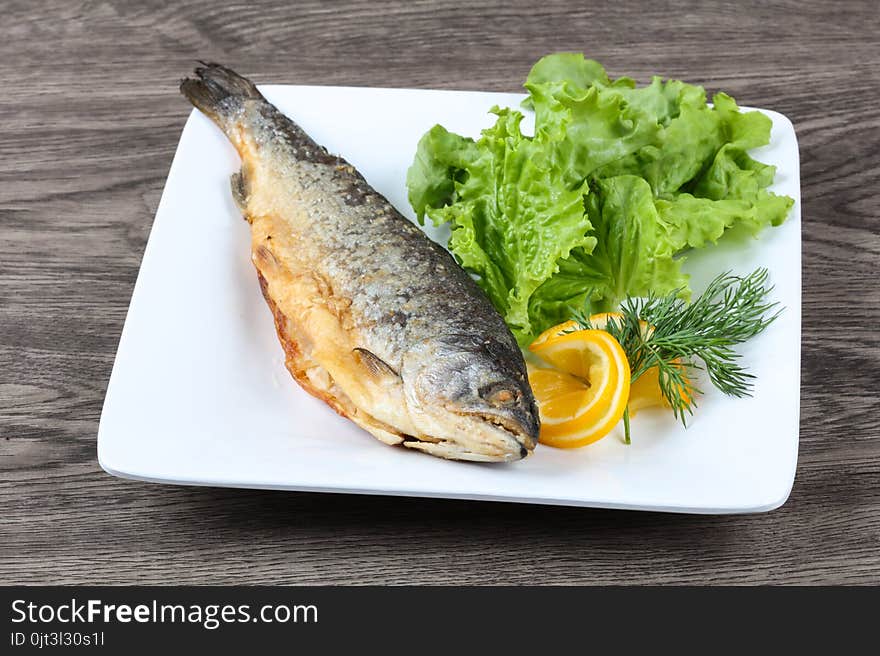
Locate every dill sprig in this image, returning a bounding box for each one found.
[572,268,781,443]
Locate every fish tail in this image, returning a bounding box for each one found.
[179,62,264,127]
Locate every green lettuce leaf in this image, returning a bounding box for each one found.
[521,52,610,110]
[525,52,611,91]
[406,124,479,223]
[406,53,794,343]
[419,108,595,341]
[526,81,661,188]
[656,194,757,250]
[692,143,793,234]
[529,176,688,328]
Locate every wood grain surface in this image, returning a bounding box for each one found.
[1,0,878,585]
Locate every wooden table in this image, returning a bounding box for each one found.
[2,0,878,585]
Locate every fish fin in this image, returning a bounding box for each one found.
[230,170,248,213]
[253,244,279,271]
[353,348,399,381]
[180,63,264,125]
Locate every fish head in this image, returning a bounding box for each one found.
[401,334,540,462]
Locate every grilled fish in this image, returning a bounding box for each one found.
[180,64,539,462]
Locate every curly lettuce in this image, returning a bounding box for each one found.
[407,53,793,344]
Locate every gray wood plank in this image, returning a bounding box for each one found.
[1,0,878,585]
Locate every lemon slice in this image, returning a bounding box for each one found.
[585,313,665,414]
[528,327,630,448]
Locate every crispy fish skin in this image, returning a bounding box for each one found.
[180,64,539,461]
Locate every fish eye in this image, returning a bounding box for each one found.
[479,383,519,406]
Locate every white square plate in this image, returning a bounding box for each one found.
[98,85,801,513]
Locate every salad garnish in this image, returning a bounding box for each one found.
[572,268,781,443]
[407,53,794,345]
